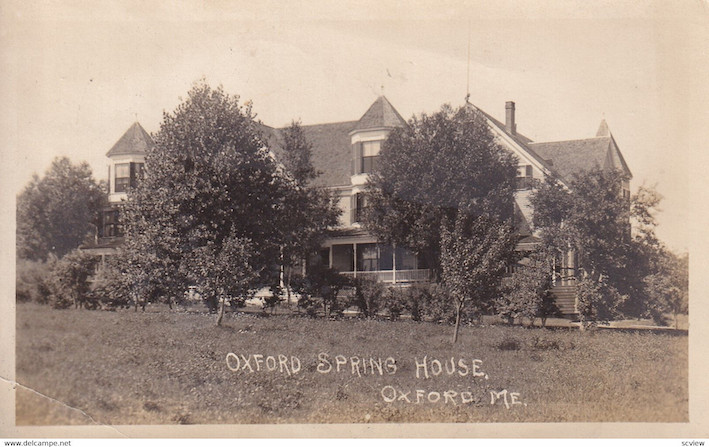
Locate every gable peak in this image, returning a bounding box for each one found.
[353,95,406,131]
[106,121,154,157]
[596,119,611,137]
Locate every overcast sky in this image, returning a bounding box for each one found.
[2,0,707,253]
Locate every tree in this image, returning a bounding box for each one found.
[441,213,516,343]
[122,81,296,325]
[531,170,631,326]
[277,121,341,302]
[496,247,558,327]
[363,104,519,275]
[17,157,105,260]
[530,169,673,327]
[363,104,518,342]
[48,249,99,309]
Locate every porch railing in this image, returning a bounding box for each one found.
[340,269,431,284]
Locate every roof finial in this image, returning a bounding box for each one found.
[380,84,385,97]
[465,19,471,104]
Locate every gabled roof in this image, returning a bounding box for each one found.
[263,121,358,188]
[529,134,632,182]
[106,122,154,157]
[353,96,407,132]
[466,102,560,181]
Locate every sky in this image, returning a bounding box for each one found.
[1,0,707,254]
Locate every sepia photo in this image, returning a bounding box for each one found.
[2,0,708,439]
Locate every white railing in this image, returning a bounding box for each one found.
[340,269,431,284]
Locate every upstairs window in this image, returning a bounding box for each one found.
[101,209,123,237]
[361,141,381,174]
[352,192,368,223]
[114,162,145,193]
[353,140,382,175]
[515,165,534,190]
[114,163,130,193]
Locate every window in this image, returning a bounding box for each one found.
[132,162,145,188]
[353,193,367,223]
[101,209,122,237]
[515,165,533,190]
[361,141,381,174]
[114,163,130,193]
[114,162,145,193]
[357,243,378,271]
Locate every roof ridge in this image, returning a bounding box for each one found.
[293,120,358,129]
[529,135,611,145]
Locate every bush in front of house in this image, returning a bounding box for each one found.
[575,277,624,329]
[47,249,99,309]
[291,267,352,318]
[350,277,385,318]
[16,258,54,304]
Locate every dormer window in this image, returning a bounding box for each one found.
[115,163,131,193]
[114,162,145,193]
[362,141,380,174]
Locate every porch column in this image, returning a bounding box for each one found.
[328,245,333,269]
[392,243,397,285]
[353,243,357,278]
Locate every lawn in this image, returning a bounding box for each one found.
[15,302,688,425]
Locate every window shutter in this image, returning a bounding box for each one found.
[353,142,363,175]
[130,162,136,188]
[350,194,356,224]
[525,165,533,177]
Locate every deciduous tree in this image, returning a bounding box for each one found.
[122,81,296,324]
[17,157,105,260]
[441,213,516,343]
[363,104,518,275]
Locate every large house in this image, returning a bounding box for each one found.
[85,96,632,315]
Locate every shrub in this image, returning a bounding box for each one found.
[16,258,53,304]
[496,251,559,327]
[350,278,384,318]
[576,277,623,329]
[89,257,133,309]
[291,267,351,318]
[47,249,99,309]
[380,286,408,321]
[406,283,455,323]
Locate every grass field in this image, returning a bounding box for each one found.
[15,302,688,425]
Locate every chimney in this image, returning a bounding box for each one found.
[505,101,516,135]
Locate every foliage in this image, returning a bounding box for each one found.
[441,213,517,342]
[122,81,297,322]
[642,251,688,327]
[291,266,352,318]
[16,258,53,304]
[277,121,341,291]
[350,277,385,318]
[531,169,629,324]
[17,157,105,260]
[531,170,683,326]
[279,120,319,185]
[193,234,259,324]
[89,255,133,309]
[380,286,408,321]
[575,277,624,328]
[405,283,454,323]
[496,248,559,327]
[47,249,99,309]
[363,104,518,275]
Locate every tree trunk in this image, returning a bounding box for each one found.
[452,303,462,344]
[216,295,226,326]
[286,267,292,305]
[167,296,173,310]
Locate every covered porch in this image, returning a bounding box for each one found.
[319,236,431,285]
